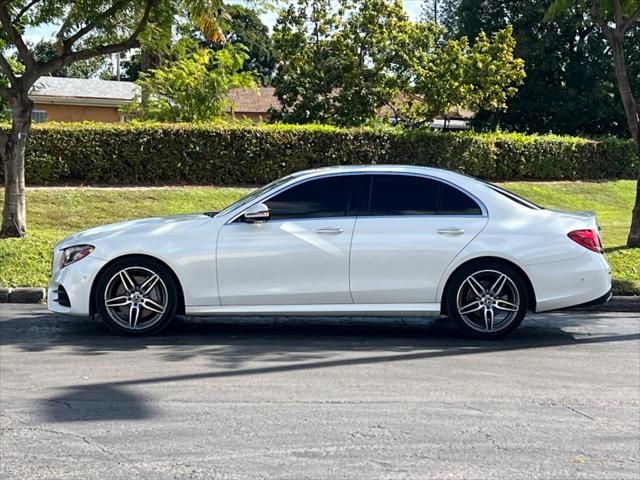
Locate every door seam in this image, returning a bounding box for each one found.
[347,216,359,304]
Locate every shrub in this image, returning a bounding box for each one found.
[1,122,637,185]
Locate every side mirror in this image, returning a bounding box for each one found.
[243,202,270,223]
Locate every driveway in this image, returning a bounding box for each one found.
[1,305,639,479]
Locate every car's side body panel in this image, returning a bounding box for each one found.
[350,215,488,303]
[216,217,356,305]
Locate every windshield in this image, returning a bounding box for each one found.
[216,174,297,217]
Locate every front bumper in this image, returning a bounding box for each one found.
[48,253,108,317]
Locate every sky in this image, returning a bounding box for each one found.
[22,1,425,45]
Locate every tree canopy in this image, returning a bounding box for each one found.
[272,0,525,127]
[126,43,255,122]
[28,40,112,79]
[207,4,276,85]
[121,4,276,85]
[444,0,640,136]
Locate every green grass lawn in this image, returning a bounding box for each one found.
[0,181,638,295]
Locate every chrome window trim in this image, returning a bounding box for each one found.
[224,170,489,224]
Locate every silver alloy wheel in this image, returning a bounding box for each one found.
[455,269,520,333]
[103,266,168,331]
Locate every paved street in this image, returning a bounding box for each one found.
[1,305,639,480]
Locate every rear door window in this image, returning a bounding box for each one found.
[368,175,439,216]
[365,174,482,216]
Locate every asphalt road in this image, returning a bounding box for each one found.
[1,305,639,480]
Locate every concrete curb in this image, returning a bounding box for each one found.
[0,287,46,304]
[0,287,637,312]
[570,296,640,313]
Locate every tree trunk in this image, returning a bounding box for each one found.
[629,175,640,248]
[140,48,161,109]
[606,31,640,248]
[1,91,32,238]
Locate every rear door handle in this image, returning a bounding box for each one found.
[437,227,465,235]
[316,227,344,235]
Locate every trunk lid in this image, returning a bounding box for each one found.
[544,208,600,230]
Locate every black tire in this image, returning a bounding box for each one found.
[95,256,179,336]
[445,260,529,339]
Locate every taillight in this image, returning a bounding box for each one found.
[568,229,603,254]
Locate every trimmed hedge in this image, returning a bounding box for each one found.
[1,122,637,185]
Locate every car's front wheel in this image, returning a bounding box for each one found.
[95,257,178,335]
[446,261,528,339]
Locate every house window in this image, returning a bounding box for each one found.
[8,110,48,122]
[32,110,48,122]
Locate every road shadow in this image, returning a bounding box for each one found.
[46,385,153,422]
[1,307,637,364]
[1,306,637,423]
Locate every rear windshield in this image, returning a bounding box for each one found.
[486,184,543,210]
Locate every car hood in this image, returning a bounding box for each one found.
[57,214,212,250]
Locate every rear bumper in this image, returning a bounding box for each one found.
[529,251,611,312]
[559,289,612,311]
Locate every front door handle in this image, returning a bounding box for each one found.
[437,227,465,235]
[316,227,344,235]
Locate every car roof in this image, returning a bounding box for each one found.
[292,165,479,186]
[295,164,441,174]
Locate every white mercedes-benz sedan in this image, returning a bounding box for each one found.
[48,165,611,338]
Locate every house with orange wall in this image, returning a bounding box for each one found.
[28,76,281,124]
[28,77,472,128]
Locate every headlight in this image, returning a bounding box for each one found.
[60,245,94,269]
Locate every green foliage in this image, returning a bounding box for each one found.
[207,4,276,85]
[122,5,277,85]
[271,0,524,127]
[125,45,256,122]
[0,56,23,119]
[545,0,640,22]
[0,1,230,89]
[329,0,413,126]
[399,24,526,125]
[446,0,640,137]
[1,181,637,294]
[28,40,111,78]
[120,51,143,82]
[0,122,636,185]
[271,0,346,124]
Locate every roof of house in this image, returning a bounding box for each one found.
[28,78,279,113]
[227,87,281,114]
[378,93,474,120]
[30,77,140,106]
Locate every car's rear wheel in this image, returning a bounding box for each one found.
[95,257,178,335]
[446,261,528,339]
